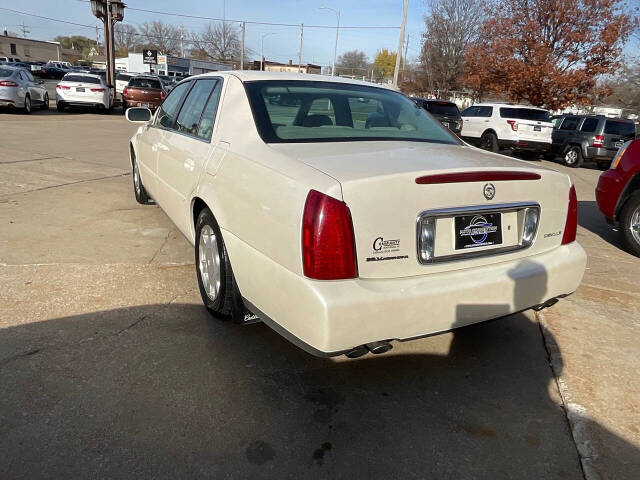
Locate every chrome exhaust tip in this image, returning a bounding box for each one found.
[365,341,393,355]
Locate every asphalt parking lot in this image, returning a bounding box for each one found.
[1,110,638,479]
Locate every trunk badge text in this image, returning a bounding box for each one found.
[484,183,496,200]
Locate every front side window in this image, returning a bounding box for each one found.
[175,79,217,137]
[461,106,479,117]
[155,81,192,129]
[23,70,34,82]
[245,81,458,144]
[477,106,493,117]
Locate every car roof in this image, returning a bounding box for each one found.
[184,70,396,89]
[62,73,103,79]
[473,103,548,110]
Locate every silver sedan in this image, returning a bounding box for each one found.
[0,65,49,113]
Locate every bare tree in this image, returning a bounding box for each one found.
[419,0,485,91]
[190,22,241,63]
[336,49,369,75]
[138,21,181,55]
[114,23,139,56]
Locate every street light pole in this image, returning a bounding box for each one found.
[319,7,340,76]
[260,33,275,71]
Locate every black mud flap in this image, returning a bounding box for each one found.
[230,277,261,325]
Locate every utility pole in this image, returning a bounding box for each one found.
[261,33,276,71]
[298,24,304,73]
[95,25,100,51]
[19,22,30,38]
[403,33,410,71]
[240,21,245,70]
[180,24,184,58]
[393,0,409,88]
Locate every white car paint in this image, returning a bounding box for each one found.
[56,73,112,110]
[128,71,586,356]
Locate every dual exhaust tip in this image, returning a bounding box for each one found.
[345,340,393,359]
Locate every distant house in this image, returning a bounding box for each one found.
[0,31,61,62]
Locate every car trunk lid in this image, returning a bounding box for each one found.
[272,141,571,279]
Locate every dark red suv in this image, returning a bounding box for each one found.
[596,139,640,256]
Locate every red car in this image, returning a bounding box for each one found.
[596,139,640,256]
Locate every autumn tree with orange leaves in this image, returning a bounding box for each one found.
[464,0,635,109]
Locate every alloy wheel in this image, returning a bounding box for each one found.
[565,149,578,165]
[133,161,141,195]
[631,206,640,245]
[198,225,221,301]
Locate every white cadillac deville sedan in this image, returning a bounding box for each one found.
[126,71,586,358]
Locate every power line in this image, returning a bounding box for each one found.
[0,7,100,30]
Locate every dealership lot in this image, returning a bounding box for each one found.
[1,111,638,478]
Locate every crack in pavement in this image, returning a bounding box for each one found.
[0,172,130,198]
[148,229,173,264]
[0,156,65,165]
[0,348,41,368]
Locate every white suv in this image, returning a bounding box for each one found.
[460,103,554,154]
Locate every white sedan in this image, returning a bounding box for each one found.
[56,73,112,112]
[126,72,586,358]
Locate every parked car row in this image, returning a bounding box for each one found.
[0,65,49,113]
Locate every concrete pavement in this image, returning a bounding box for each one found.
[1,110,638,479]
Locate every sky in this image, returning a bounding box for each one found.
[0,0,428,67]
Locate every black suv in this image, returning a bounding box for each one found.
[550,115,637,169]
[412,98,462,135]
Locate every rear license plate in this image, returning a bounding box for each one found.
[615,141,623,148]
[76,87,85,92]
[534,125,541,132]
[455,213,503,250]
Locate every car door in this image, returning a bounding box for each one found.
[460,106,480,138]
[22,69,44,104]
[555,116,580,151]
[156,78,222,236]
[137,80,193,200]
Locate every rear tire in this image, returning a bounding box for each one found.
[56,102,66,112]
[563,146,583,167]
[195,208,235,317]
[480,131,498,152]
[42,93,49,110]
[620,194,640,257]
[132,155,152,205]
[23,95,31,114]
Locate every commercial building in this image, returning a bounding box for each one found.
[254,59,322,74]
[114,53,232,76]
[0,32,61,62]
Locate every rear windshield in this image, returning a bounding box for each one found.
[423,102,460,116]
[245,81,459,145]
[0,68,13,78]
[604,120,636,137]
[500,107,551,122]
[129,78,162,89]
[63,75,101,84]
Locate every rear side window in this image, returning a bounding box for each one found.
[425,102,460,116]
[500,107,550,122]
[117,73,132,82]
[0,68,12,77]
[129,78,162,89]
[175,79,217,137]
[560,117,580,131]
[155,81,192,129]
[63,75,100,84]
[604,121,636,137]
[197,81,223,140]
[580,118,599,133]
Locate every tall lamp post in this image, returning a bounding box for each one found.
[260,33,276,71]
[319,6,340,76]
[90,0,125,100]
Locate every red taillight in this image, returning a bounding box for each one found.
[0,80,19,87]
[593,135,604,148]
[562,185,578,244]
[123,87,129,96]
[302,190,357,280]
[56,84,70,90]
[161,91,166,100]
[90,88,105,92]
[507,120,518,131]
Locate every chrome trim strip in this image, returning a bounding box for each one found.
[416,202,540,264]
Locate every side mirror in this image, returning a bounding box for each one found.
[126,107,152,123]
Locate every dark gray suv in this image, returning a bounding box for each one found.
[550,115,637,169]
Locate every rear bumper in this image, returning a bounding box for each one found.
[499,139,551,152]
[586,147,616,161]
[596,169,625,220]
[56,93,109,108]
[226,231,587,355]
[123,99,161,110]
